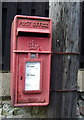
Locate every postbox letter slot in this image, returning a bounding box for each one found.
[18,31,50,38]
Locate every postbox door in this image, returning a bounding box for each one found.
[16,54,44,103]
[15,53,51,105]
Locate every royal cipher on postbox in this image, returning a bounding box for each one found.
[10,15,52,106]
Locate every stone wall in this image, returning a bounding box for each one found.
[0,99,47,118]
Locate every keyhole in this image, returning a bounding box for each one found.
[20,76,22,80]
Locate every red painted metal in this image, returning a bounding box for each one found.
[10,15,52,106]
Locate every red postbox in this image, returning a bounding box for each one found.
[10,15,52,106]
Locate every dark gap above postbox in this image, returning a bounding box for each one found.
[18,31,50,38]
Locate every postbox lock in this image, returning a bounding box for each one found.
[20,76,22,80]
[30,53,37,59]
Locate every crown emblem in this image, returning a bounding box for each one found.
[28,40,39,50]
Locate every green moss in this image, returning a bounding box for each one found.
[31,106,47,117]
[12,108,21,115]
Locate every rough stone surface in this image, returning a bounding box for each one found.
[77,69,84,92]
[0,73,2,97]
[0,73,10,97]
[0,99,47,118]
[77,92,84,116]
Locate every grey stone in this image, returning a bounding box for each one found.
[0,108,2,116]
[0,99,47,118]
[76,106,80,116]
[0,73,10,97]
[77,70,84,92]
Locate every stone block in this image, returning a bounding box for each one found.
[77,69,84,92]
[0,73,2,97]
[79,106,84,116]
[78,99,84,116]
[0,73,10,97]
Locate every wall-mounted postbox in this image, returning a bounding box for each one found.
[10,15,52,106]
